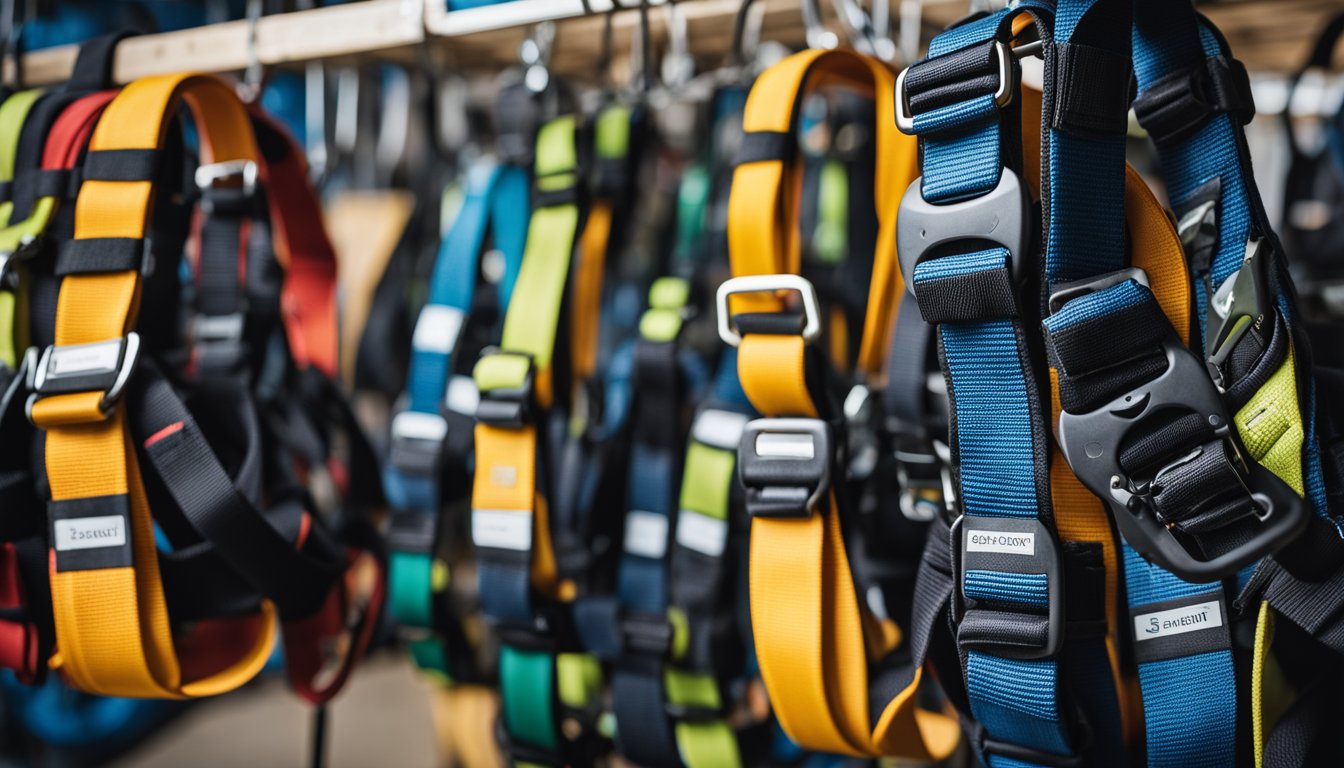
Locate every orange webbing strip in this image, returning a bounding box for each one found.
[34,73,274,697]
[731,49,958,760]
[571,200,612,388]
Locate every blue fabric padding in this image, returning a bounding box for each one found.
[929,9,1012,57]
[383,471,436,514]
[1122,547,1236,766]
[921,122,1003,204]
[964,570,1048,607]
[617,443,674,614]
[966,653,1070,756]
[1042,280,1150,333]
[940,320,1038,519]
[912,95,1001,137]
[479,558,534,626]
[913,247,1009,283]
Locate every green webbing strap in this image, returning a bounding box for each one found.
[476,114,587,761]
[667,430,741,767]
[0,89,45,370]
[812,159,847,264]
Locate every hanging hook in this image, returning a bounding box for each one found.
[661,0,695,90]
[521,21,555,95]
[800,0,838,50]
[829,0,878,56]
[1,0,25,89]
[238,0,265,102]
[730,0,766,68]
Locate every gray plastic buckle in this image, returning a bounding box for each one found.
[896,167,1030,293]
[738,418,832,519]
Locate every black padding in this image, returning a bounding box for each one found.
[1133,55,1255,147]
[732,130,792,166]
[81,149,162,183]
[913,265,1017,324]
[1049,42,1132,136]
[56,237,145,276]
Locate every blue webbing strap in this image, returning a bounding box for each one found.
[905,8,1080,768]
[384,158,529,670]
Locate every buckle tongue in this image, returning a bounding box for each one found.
[1057,336,1308,581]
[1206,238,1272,390]
[738,418,831,518]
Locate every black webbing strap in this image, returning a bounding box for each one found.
[1132,54,1255,148]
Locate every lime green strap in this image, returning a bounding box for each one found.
[0,89,44,369]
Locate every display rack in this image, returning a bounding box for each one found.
[1,0,1336,88]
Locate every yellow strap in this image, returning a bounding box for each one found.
[33,73,274,697]
[729,48,956,760]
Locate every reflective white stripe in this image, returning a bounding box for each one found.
[413,305,465,355]
[692,409,749,450]
[444,374,481,415]
[472,509,532,551]
[54,516,127,552]
[390,410,448,441]
[624,510,669,559]
[675,509,727,557]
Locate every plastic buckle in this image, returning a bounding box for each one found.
[738,418,831,519]
[844,384,880,481]
[192,312,246,372]
[1057,335,1308,582]
[475,352,534,428]
[1048,267,1151,314]
[715,273,822,347]
[388,410,449,476]
[950,515,1064,660]
[1206,238,1272,391]
[896,167,1031,293]
[27,333,140,421]
[385,510,437,555]
[893,438,945,523]
[895,40,1016,134]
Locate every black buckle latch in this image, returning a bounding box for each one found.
[951,515,1065,660]
[738,418,832,519]
[388,410,448,476]
[1057,334,1308,582]
[475,351,535,428]
[27,333,141,421]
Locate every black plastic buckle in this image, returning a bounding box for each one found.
[950,515,1064,660]
[1057,334,1308,582]
[0,235,43,292]
[896,167,1031,293]
[192,312,247,374]
[27,333,141,421]
[388,409,448,476]
[738,418,832,519]
[475,352,535,428]
[664,701,724,724]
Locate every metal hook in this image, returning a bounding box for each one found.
[661,0,695,90]
[238,0,265,102]
[521,21,555,95]
[829,0,879,56]
[731,0,766,67]
[800,0,838,50]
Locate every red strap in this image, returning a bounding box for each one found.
[250,108,340,378]
[42,91,117,170]
[281,547,386,705]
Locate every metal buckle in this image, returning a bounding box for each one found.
[388,410,449,476]
[950,515,1065,660]
[715,273,822,348]
[27,333,141,420]
[1206,238,1272,391]
[896,167,1031,293]
[1057,335,1308,582]
[895,40,1016,134]
[194,159,259,197]
[738,418,832,519]
[475,351,534,428]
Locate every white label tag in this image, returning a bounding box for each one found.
[413,305,465,355]
[675,509,728,557]
[53,516,127,552]
[472,509,532,551]
[51,342,120,376]
[965,530,1036,556]
[624,510,669,559]
[1133,600,1224,641]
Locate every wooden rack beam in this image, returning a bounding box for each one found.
[1,0,1336,88]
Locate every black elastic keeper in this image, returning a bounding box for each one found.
[957,608,1050,652]
[1049,42,1133,136]
[9,168,79,208]
[81,149,162,183]
[1133,55,1254,147]
[905,39,1003,114]
[56,237,146,276]
[734,311,805,336]
[913,266,1017,324]
[733,130,792,166]
[1046,297,1170,381]
[534,184,578,208]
